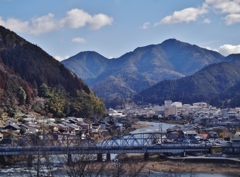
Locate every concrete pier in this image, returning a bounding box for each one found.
[97,153,103,162]
[67,154,72,165]
[106,153,111,161]
[0,155,8,165]
[144,152,149,161]
[27,155,33,167]
[181,152,186,157]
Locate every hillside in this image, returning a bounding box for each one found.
[210,55,240,107]
[62,39,226,107]
[0,26,105,118]
[61,51,111,86]
[133,61,240,105]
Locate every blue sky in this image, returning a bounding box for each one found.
[0,0,240,61]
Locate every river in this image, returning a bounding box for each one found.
[130,121,176,134]
[131,122,238,177]
[0,122,238,177]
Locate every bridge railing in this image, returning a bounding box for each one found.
[0,133,212,150]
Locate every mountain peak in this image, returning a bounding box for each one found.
[162,38,179,43]
[68,51,108,60]
[161,38,189,47]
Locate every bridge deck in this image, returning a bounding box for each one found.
[0,133,211,155]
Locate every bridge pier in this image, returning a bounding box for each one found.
[144,153,149,161]
[27,155,33,167]
[67,154,72,165]
[106,153,111,161]
[0,155,8,165]
[209,148,213,154]
[181,151,186,157]
[97,153,103,162]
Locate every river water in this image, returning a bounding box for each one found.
[132,122,238,177]
[0,122,238,177]
[130,121,176,134]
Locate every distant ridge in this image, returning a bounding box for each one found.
[133,61,240,105]
[63,38,227,107]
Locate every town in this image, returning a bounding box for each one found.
[1,100,240,156]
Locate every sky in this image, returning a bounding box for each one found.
[0,0,240,61]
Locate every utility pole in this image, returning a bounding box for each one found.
[159,122,162,143]
[37,135,40,177]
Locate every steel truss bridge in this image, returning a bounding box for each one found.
[0,133,211,157]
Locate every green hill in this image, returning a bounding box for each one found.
[133,62,240,105]
[0,26,105,118]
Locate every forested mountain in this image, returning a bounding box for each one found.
[133,61,240,106]
[62,39,226,107]
[62,51,111,86]
[210,54,240,107]
[0,26,105,118]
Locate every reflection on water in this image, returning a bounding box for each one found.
[130,121,176,134]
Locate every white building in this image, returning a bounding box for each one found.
[193,102,208,108]
[172,102,182,108]
[164,100,172,106]
[228,111,237,118]
[108,108,125,117]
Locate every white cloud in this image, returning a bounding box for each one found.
[141,22,150,29]
[203,18,211,23]
[0,14,58,35]
[205,0,240,24]
[89,14,113,30]
[154,0,240,25]
[30,13,58,35]
[72,37,86,43]
[218,44,240,56]
[55,55,70,61]
[202,46,218,52]
[205,0,240,14]
[0,16,29,32]
[60,9,92,28]
[225,13,240,24]
[0,8,113,35]
[61,9,113,30]
[156,7,207,25]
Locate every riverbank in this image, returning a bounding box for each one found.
[78,154,240,176]
[131,121,152,130]
[121,153,240,176]
[145,159,240,175]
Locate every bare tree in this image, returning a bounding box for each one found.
[7,133,148,177]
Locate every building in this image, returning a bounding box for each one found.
[184,130,198,138]
[4,118,18,126]
[193,102,208,108]
[3,124,21,133]
[172,102,182,108]
[108,108,125,117]
[222,137,240,155]
[164,100,172,106]
[164,105,177,117]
